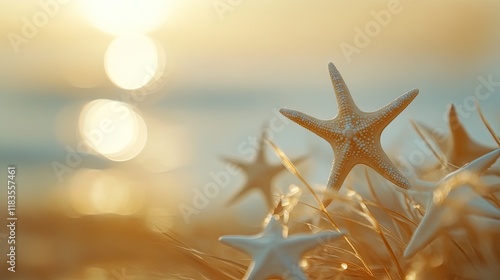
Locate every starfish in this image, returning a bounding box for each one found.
[414,104,496,167]
[223,131,307,209]
[404,149,500,259]
[280,62,418,205]
[219,216,345,280]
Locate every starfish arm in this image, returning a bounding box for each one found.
[219,235,262,255]
[473,216,500,231]
[227,175,278,209]
[447,104,471,142]
[280,260,308,280]
[439,149,500,193]
[255,130,268,161]
[283,268,308,280]
[279,108,336,140]
[364,89,418,130]
[447,105,496,165]
[403,206,443,258]
[244,257,307,280]
[226,184,255,206]
[285,231,345,256]
[243,258,275,280]
[323,143,355,206]
[251,170,281,209]
[269,163,287,177]
[366,148,411,190]
[221,156,248,171]
[250,249,307,280]
[412,121,448,153]
[328,62,360,115]
[462,149,500,175]
[466,196,500,219]
[270,155,308,175]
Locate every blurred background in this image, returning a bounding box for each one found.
[1,0,500,279]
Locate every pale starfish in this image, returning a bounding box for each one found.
[404,149,500,259]
[280,62,418,205]
[223,131,307,209]
[219,216,345,280]
[414,104,496,167]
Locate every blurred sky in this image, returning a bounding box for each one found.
[1,0,500,224]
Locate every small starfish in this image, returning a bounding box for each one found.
[414,104,496,167]
[404,149,500,259]
[223,131,307,209]
[280,62,418,205]
[219,216,345,280]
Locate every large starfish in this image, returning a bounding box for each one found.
[223,131,307,209]
[219,216,345,280]
[404,149,500,259]
[280,62,418,205]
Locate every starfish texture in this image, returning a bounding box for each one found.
[414,104,496,167]
[404,149,500,259]
[223,131,306,209]
[280,62,418,205]
[219,217,345,280]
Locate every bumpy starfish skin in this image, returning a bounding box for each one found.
[219,217,345,280]
[280,62,418,204]
[404,149,500,259]
[224,132,307,209]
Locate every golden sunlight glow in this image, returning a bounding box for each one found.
[299,259,308,268]
[145,207,174,233]
[68,169,145,216]
[405,271,417,280]
[79,99,147,161]
[105,34,161,90]
[80,0,171,35]
[89,173,131,214]
[136,120,193,173]
[83,267,107,280]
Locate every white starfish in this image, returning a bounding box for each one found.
[223,131,307,209]
[404,149,500,259]
[219,216,345,280]
[280,62,418,205]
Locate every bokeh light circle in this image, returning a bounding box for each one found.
[68,169,145,216]
[79,99,147,161]
[104,34,160,90]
